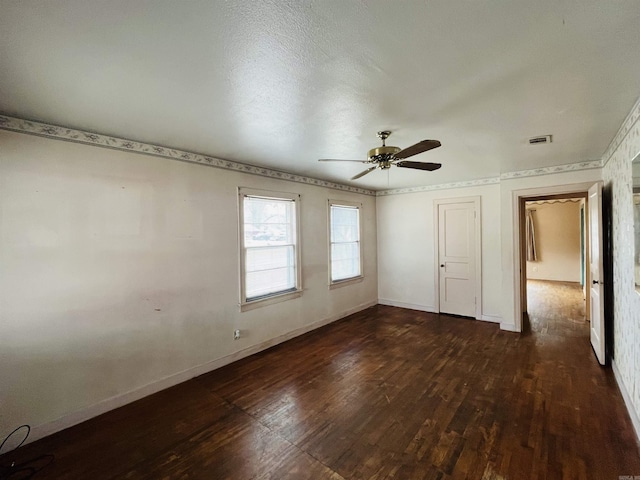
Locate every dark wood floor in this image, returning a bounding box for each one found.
[3,296,639,479]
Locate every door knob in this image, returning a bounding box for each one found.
[592,279,599,284]
[440,264,445,267]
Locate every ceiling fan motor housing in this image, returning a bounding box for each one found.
[368,145,401,164]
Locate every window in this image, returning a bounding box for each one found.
[239,188,301,309]
[329,201,363,284]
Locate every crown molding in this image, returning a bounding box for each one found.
[0,115,376,196]
[601,95,640,167]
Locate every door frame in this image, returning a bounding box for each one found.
[434,195,482,319]
[512,181,599,332]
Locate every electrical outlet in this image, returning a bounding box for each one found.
[234,329,240,340]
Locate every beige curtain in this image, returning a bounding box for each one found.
[526,209,537,262]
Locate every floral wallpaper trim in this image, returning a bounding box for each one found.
[376,177,500,196]
[0,115,376,196]
[376,160,603,196]
[0,114,605,198]
[602,95,640,168]
[499,160,603,180]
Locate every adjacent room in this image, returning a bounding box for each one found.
[1,1,640,479]
[524,197,587,333]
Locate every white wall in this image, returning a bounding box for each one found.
[376,183,502,323]
[526,201,582,282]
[602,97,640,437]
[0,130,378,442]
[4,101,639,445]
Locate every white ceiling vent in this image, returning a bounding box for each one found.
[529,135,552,145]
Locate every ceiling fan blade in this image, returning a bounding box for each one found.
[318,158,368,163]
[394,140,441,159]
[351,166,377,180]
[395,161,442,171]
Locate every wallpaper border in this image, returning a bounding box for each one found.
[376,177,500,196]
[0,114,605,197]
[498,160,602,180]
[0,115,376,196]
[375,159,603,196]
[602,95,640,168]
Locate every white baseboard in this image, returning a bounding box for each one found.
[612,359,640,445]
[378,300,503,327]
[377,298,436,313]
[500,322,520,332]
[27,299,377,445]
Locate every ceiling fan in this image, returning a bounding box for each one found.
[319,131,442,180]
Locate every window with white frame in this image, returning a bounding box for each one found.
[239,188,301,307]
[329,201,362,283]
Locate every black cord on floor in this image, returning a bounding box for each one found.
[0,425,54,480]
[0,426,30,455]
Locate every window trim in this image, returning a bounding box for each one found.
[328,199,364,288]
[238,187,302,311]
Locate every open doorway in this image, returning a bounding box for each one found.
[523,195,587,334]
[513,181,606,364]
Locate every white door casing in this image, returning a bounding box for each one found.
[588,182,606,365]
[435,197,481,318]
[511,181,601,333]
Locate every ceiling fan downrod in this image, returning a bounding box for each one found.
[377,130,391,146]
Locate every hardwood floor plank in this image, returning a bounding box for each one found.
[2,289,639,479]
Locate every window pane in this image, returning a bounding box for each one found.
[330,206,359,242]
[246,245,295,298]
[244,196,294,247]
[246,266,296,299]
[332,224,359,242]
[330,204,361,282]
[246,245,294,273]
[331,242,360,280]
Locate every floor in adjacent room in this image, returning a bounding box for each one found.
[2,292,638,479]
[526,279,587,335]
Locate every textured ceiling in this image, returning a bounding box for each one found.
[1,1,639,190]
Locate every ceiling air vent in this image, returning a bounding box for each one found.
[529,135,552,145]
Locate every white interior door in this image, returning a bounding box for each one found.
[588,182,606,365]
[438,201,477,317]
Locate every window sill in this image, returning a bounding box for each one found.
[240,289,303,312]
[329,276,364,290]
